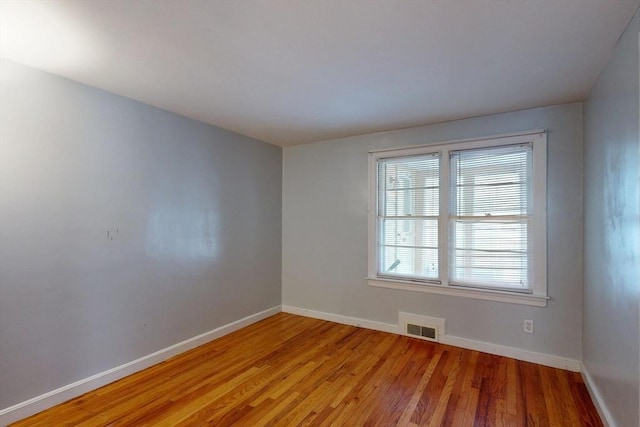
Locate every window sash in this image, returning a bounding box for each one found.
[448,143,533,290]
[376,153,440,281]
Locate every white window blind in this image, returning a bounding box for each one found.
[449,143,533,291]
[377,154,440,282]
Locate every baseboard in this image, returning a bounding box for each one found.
[581,364,614,427]
[440,335,581,371]
[0,305,281,427]
[282,305,400,334]
[282,305,581,372]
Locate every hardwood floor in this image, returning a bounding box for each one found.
[13,313,601,426]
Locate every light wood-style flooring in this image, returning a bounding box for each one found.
[13,313,601,426]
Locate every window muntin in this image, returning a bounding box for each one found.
[368,131,547,303]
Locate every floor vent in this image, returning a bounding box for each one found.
[399,312,445,343]
[407,323,437,340]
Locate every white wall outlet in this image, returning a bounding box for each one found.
[524,319,534,334]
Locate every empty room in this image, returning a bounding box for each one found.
[0,0,638,426]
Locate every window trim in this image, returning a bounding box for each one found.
[367,130,548,307]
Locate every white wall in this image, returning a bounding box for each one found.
[0,59,282,410]
[583,11,639,427]
[283,103,583,360]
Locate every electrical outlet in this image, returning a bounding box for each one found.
[524,320,534,334]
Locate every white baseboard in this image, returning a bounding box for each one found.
[282,305,581,372]
[440,335,580,371]
[0,305,281,427]
[581,364,614,427]
[282,305,400,334]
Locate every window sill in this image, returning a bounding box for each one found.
[367,277,549,307]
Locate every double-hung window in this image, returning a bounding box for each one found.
[368,131,548,306]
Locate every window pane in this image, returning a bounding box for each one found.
[382,218,438,248]
[380,246,439,279]
[450,145,531,217]
[450,219,528,287]
[384,188,439,217]
[378,155,439,217]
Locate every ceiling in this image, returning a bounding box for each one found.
[1,0,638,147]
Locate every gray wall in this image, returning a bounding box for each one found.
[283,103,583,359]
[0,59,282,409]
[583,11,639,427]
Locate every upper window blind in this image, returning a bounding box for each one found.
[377,154,440,282]
[448,143,533,290]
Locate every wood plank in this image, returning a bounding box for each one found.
[11,313,602,427]
[443,348,478,427]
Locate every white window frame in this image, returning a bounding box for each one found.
[367,130,548,307]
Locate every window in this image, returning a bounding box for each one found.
[377,153,440,282]
[368,131,548,306]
